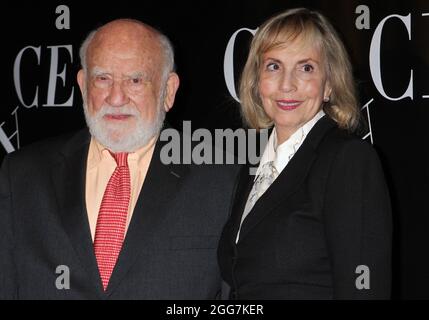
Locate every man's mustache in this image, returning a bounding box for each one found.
[96,105,140,117]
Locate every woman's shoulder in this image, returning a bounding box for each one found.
[321,126,379,163]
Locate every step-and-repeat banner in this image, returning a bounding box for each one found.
[2,0,428,299]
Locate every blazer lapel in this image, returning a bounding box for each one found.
[238,116,336,242]
[51,129,105,296]
[230,164,255,241]
[105,137,187,296]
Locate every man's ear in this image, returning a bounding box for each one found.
[77,69,86,97]
[163,72,180,112]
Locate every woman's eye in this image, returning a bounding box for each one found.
[266,63,280,71]
[302,64,314,72]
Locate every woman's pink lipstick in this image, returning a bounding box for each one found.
[276,100,302,111]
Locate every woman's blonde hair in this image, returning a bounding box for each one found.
[239,8,360,131]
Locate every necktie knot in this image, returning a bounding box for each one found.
[112,152,129,167]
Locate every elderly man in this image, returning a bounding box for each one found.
[0,19,237,299]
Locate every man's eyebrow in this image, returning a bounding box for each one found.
[90,67,109,77]
[127,71,148,79]
[89,68,151,80]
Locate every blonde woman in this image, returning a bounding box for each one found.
[218,8,392,299]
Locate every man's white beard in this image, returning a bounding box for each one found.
[83,99,165,153]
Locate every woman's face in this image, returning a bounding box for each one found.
[258,37,331,144]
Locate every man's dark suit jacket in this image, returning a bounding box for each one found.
[218,116,392,299]
[0,128,238,299]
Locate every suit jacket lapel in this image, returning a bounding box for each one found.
[237,116,336,242]
[230,164,255,241]
[105,137,187,296]
[51,129,105,296]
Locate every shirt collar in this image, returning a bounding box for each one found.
[255,110,325,179]
[87,135,158,170]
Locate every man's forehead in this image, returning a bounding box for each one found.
[87,38,161,68]
[84,21,165,78]
[87,46,161,76]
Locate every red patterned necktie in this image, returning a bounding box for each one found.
[94,152,131,290]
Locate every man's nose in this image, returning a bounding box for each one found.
[105,81,130,107]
